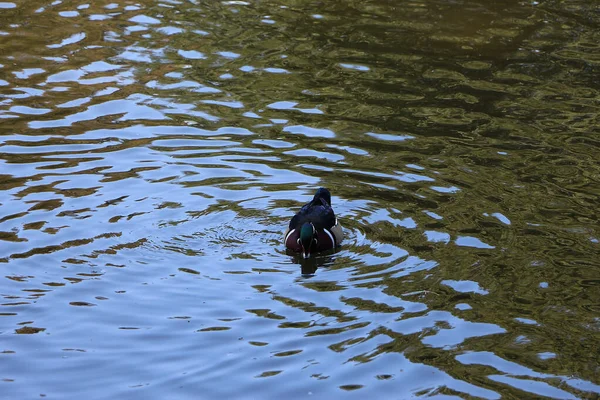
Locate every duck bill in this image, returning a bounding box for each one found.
[301,244,310,259]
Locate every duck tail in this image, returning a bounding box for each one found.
[312,187,331,206]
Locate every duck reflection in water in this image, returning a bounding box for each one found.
[288,253,336,276]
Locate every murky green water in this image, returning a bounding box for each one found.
[1,0,599,398]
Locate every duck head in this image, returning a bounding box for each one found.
[299,222,316,258]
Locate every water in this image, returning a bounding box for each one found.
[1,0,599,398]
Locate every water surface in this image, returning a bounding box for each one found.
[0,0,599,398]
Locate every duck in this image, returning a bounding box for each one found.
[284,188,343,258]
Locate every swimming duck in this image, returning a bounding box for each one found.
[284,188,343,258]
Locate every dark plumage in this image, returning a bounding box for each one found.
[284,188,343,258]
